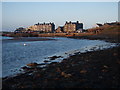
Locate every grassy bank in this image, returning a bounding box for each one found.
[69,24,120,43]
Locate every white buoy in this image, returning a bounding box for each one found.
[24,43,27,46]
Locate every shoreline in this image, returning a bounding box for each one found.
[2,39,117,78]
[68,35,120,43]
[2,45,120,88]
[2,39,120,88]
[2,28,120,88]
[2,37,56,42]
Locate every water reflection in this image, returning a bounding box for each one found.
[2,37,116,77]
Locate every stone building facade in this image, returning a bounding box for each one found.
[27,25,38,31]
[55,26,64,33]
[27,22,55,33]
[63,21,83,33]
[14,27,27,33]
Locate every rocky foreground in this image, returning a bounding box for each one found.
[2,45,120,89]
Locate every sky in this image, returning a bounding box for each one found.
[2,2,118,31]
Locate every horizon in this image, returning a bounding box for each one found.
[2,2,118,32]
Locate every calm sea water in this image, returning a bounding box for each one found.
[2,36,116,77]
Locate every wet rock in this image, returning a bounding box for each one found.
[44,60,49,63]
[117,60,120,64]
[61,59,68,63]
[54,78,60,80]
[113,53,118,56]
[61,72,72,78]
[39,63,46,65]
[101,69,108,72]
[49,62,58,66]
[34,73,41,78]
[22,66,38,71]
[101,65,109,72]
[56,68,61,72]
[22,66,28,70]
[79,79,87,82]
[80,70,87,74]
[103,65,109,69]
[49,56,62,60]
[98,76,103,79]
[27,63,38,67]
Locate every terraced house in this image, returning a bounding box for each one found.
[27,22,55,33]
[63,21,83,33]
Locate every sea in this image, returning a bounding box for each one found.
[1,36,117,78]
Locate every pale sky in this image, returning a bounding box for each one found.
[2,1,118,31]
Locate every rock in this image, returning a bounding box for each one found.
[21,66,33,71]
[80,70,87,74]
[39,63,46,65]
[61,72,66,76]
[61,72,72,78]
[54,78,59,80]
[103,65,108,69]
[56,68,61,72]
[35,74,41,78]
[49,56,62,60]
[79,79,86,82]
[49,62,58,66]
[22,66,28,70]
[98,76,103,79]
[101,69,108,72]
[113,53,117,56]
[44,60,49,63]
[117,60,120,64]
[27,63,38,67]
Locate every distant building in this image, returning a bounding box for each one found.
[26,22,55,33]
[14,27,26,33]
[76,29,83,33]
[63,21,83,33]
[15,21,84,33]
[27,25,38,31]
[55,26,64,33]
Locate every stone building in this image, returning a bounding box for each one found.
[63,21,83,33]
[27,22,55,33]
[55,26,64,33]
[14,27,27,33]
[27,25,38,31]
